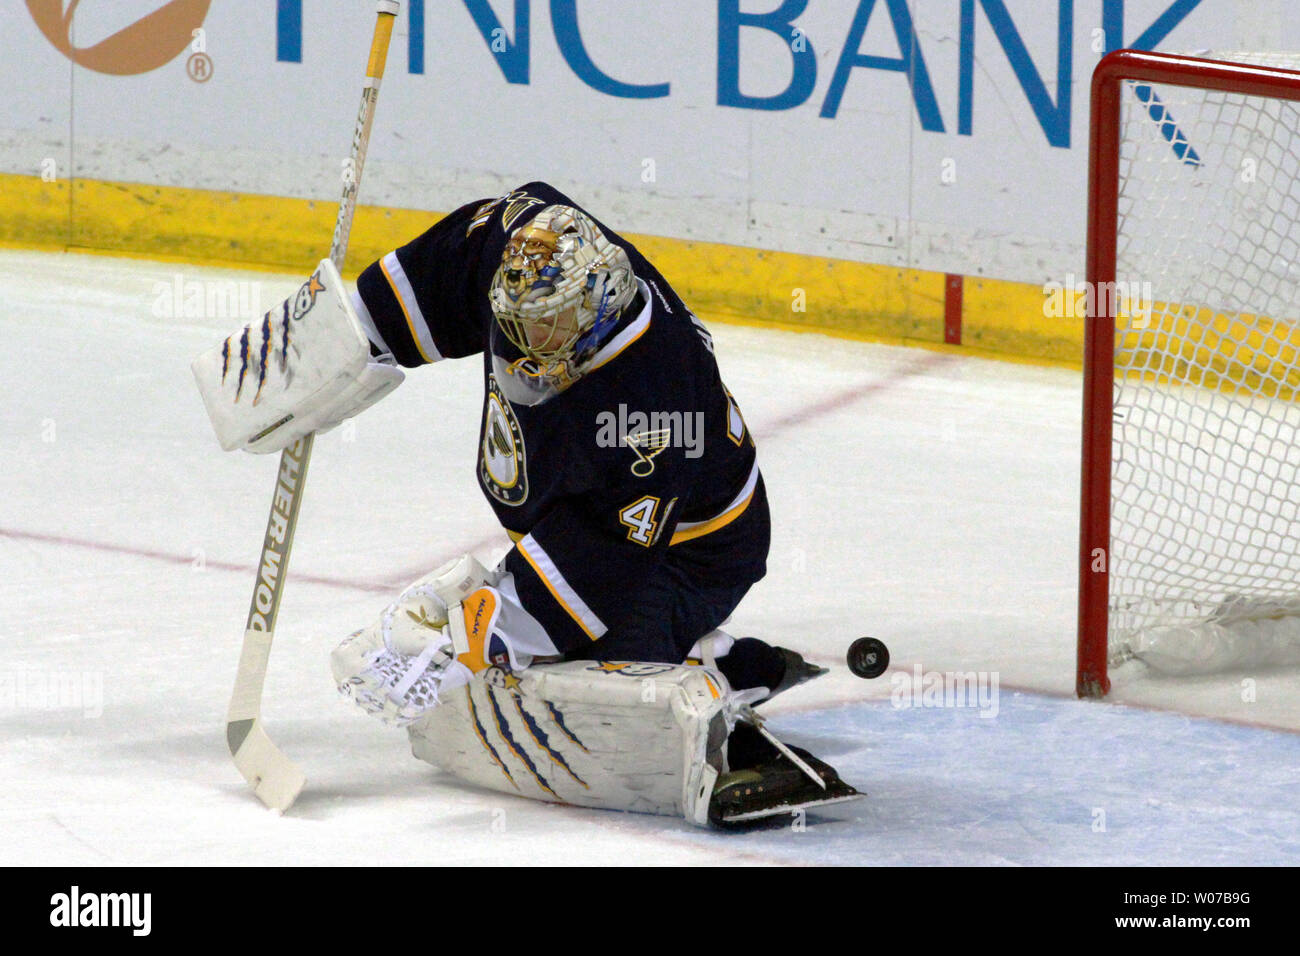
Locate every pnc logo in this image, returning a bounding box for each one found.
[26,0,211,76]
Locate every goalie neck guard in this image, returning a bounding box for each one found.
[488,205,637,404]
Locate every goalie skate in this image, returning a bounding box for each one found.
[708,729,860,829]
[687,633,828,705]
[765,646,829,703]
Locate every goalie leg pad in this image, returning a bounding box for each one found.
[408,660,737,826]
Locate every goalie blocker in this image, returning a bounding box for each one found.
[192,259,403,454]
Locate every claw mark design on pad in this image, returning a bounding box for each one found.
[235,326,251,400]
[254,311,272,404]
[514,696,588,789]
[467,690,517,790]
[544,701,589,753]
[487,687,557,799]
[279,300,292,373]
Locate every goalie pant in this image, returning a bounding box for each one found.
[408,659,735,827]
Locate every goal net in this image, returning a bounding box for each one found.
[1079,50,1300,694]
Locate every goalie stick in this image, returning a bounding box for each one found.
[226,0,400,812]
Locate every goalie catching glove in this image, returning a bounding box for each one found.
[192,259,403,454]
[331,555,560,725]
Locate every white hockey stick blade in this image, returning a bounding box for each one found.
[228,626,306,811]
[228,717,306,812]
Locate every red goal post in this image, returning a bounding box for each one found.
[1079,50,1300,698]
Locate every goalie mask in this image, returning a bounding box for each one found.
[489,205,637,398]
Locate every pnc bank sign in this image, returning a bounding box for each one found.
[26,0,211,76]
[273,0,1206,149]
[28,0,1207,151]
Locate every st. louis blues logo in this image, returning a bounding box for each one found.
[623,428,671,477]
[480,374,528,505]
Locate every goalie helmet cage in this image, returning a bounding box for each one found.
[1078,50,1300,697]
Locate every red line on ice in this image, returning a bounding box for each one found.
[0,527,396,594]
[1,351,952,594]
[756,352,954,436]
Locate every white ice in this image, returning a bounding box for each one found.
[2,249,1298,865]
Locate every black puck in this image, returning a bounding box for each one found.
[847,637,890,679]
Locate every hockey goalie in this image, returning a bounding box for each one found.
[194,182,858,828]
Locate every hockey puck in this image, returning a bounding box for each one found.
[847,637,890,679]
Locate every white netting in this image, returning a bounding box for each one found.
[1109,51,1300,675]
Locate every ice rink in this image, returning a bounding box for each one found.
[3,248,1298,865]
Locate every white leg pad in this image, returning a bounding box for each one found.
[408,660,737,826]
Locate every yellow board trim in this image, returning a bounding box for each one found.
[0,172,439,278]
[1115,303,1300,402]
[963,276,1086,365]
[46,172,1295,385]
[27,171,1298,394]
[0,170,1070,368]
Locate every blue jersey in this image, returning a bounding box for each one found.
[355,182,768,653]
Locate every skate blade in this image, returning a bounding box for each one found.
[716,789,862,825]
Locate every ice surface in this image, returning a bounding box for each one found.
[1,249,1297,865]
